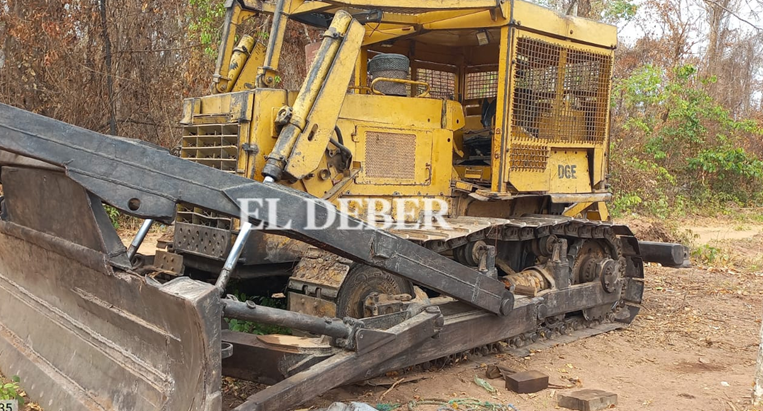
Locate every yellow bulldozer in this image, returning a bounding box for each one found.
[0,1,688,410]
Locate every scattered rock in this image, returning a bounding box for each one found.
[558,389,617,411]
[317,402,379,411]
[486,365,503,379]
[505,370,549,394]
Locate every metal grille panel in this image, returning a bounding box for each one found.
[180,123,239,172]
[365,131,416,180]
[177,202,232,229]
[416,68,456,99]
[178,122,240,229]
[510,34,612,144]
[509,144,550,172]
[465,70,498,100]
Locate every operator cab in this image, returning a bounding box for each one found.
[357,29,501,187]
[355,21,612,194]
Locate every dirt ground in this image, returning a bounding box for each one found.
[6,216,763,411]
[289,264,763,411]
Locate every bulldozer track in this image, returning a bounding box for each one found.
[291,215,642,372]
[415,216,641,369]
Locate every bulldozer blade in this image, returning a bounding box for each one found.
[0,165,224,411]
[0,222,224,411]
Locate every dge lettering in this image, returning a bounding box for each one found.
[558,164,577,179]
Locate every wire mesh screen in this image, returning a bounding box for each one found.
[511,34,612,146]
[416,68,456,99]
[466,70,499,100]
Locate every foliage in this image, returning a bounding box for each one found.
[225,293,291,335]
[1,0,212,147]
[104,204,121,230]
[0,375,25,407]
[534,0,638,23]
[611,192,642,217]
[687,147,763,204]
[188,0,227,58]
[691,244,728,264]
[611,64,763,217]
[602,0,638,22]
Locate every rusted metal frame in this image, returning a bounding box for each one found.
[224,280,621,392]
[0,215,224,410]
[88,192,134,269]
[0,104,512,315]
[233,307,443,411]
[223,298,354,339]
[221,310,414,385]
[364,280,621,377]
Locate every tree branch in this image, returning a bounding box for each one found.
[703,0,762,31]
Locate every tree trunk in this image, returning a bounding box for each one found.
[99,0,117,135]
[705,0,731,78]
[577,0,592,18]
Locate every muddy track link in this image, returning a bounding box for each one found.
[409,216,643,369]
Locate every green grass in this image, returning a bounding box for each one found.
[0,375,25,407]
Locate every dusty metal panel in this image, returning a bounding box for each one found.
[174,222,232,259]
[1,166,130,268]
[2,167,109,251]
[0,221,223,411]
[364,131,417,180]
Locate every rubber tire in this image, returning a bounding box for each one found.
[335,264,414,319]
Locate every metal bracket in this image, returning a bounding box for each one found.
[351,10,383,24]
[257,66,280,88]
[321,27,343,39]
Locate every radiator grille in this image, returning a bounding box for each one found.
[177,203,232,229]
[180,123,239,172]
[365,131,416,180]
[509,143,550,171]
[510,35,611,144]
[416,68,456,99]
[177,122,240,229]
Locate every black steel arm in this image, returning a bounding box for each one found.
[0,103,513,315]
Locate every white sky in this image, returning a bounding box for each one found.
[617,0,763,49]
